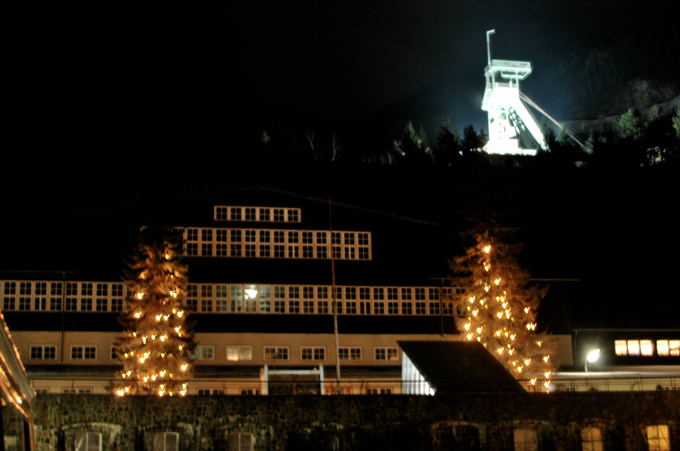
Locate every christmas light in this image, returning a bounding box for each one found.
[452,232,555,393]
[114,234,195,397]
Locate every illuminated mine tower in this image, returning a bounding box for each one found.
[481,30,546,155]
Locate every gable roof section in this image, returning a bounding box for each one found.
[398,340,524,393]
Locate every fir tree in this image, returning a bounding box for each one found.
[114,230,195,397]
[450,231,555,392]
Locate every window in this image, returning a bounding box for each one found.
[80,298,93,311]
[215,206,228,221]
[581,427,603,451]
[274,209,285,222]
[388,302,399,315]
[71,345,97,360]
[656,340,680,357]
[301,347,325,360]
[96,298,108,312]
[3,297,15,310]
[194,345,215,360]
[226,346,253,361]
[318,301,329,314]
[339,347,362,361]
[226,432,255,451]
[231,207,242,221]
[245,208,256,221]
[264,346,289,360]
[4,281,16,295]
[30,345,56,360]
[153,432,179,451]
[287,209,300,222]
[186,228,198,241]
[513,428,537,451]
[374,347,398,361]
[19,297,31,310]
[74,432,102,451]
[359,247,369,260]
[259,208,270,221]
[646,425,670,451]
[373,288,384,300]
[216,229,228,242]
[50,298,62,311]
[35,282,47,295]
[20,282,32,295]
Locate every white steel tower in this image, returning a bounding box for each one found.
[481,30,547,155]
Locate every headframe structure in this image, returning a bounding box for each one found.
[481,30,547,155]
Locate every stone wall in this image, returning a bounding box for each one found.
[3,391,679,450]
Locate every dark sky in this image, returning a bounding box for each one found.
[8,1,679,159]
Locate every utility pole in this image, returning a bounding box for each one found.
[328,197,341,392]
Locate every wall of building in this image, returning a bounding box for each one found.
[3,392,679,450]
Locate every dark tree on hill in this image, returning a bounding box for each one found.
[433,124,463,167]
[392,121,433,165]
[462,125,485,155]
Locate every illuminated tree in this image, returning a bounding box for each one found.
[451,231,555,392]
[114,230,195,397]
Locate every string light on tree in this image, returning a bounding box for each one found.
[114,230,195,397]
[451,231,555,392]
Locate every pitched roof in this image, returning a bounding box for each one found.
[398,340,524,393]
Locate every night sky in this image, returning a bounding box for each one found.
[8,1,679,159]
[4,2,680,323]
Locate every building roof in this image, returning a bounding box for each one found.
[399,340,524,393]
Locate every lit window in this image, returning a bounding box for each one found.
[226,346,253,361]
[581,427,603,451]
[513,428,537,451]
[670,340,680,357]
[656,340,669,356]
[646,425,670,451]
[614,340,627,356]
[640,340,654,356]
[627,340,640,356]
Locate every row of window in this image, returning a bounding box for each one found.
[30,345,96,361]
[3,281,124,297]
[29,344,398,363]
[182,227,372,260]
[512,425,670,451]
[614,339,680,357]
[1,281,462,316]
[214,205,301,223]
